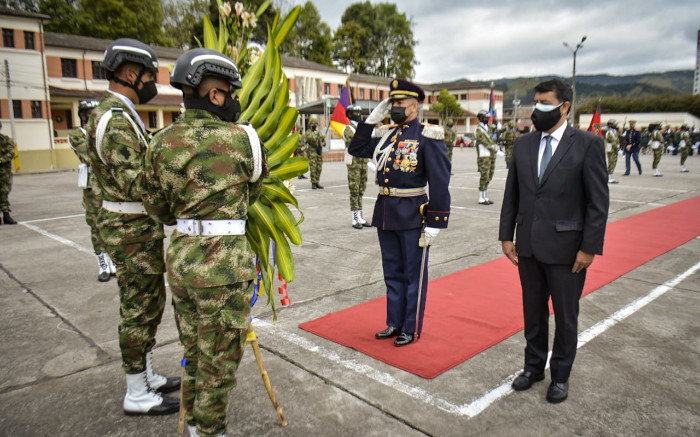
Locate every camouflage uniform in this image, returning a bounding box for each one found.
[443,125,456,163]
[69,127,104,253]
[502,123,519,168]
[86,91,166,374]
[650,127,664,175]
[679,127,690,171]
[343,121,368,211]
[142,109,265,436]
[305,127,324,185]
[0,133,13,214]
[604,125,620,182]
[474,122,496,201]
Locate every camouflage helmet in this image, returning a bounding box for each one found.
[507,120,516,128]
[446,118,454,127]
[102,38,158,76]
[309,116,318,126]
[170,48,241,91]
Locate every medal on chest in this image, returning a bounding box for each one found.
[393,140,419,172]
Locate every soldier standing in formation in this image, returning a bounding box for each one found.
[604,119,620,184]
[349,79,451,347]
[343,104,370,229]
[678,124,690,172]
[474,109,497,204]
[622,120,642,176]
[502,120,519,168]
[69,99,117,281]
[0,121,17,225]
[443,118,456,164]
[649,122,664,177]
[305,117,325,189]
[86,38,180,416]
[142,48,266,437]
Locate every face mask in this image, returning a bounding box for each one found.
[531,102,563,132]
[390,106,408,124]
[311,126,317,131]
[183,92,241,122]
[136,80,158,104]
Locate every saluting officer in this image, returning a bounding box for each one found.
[349,79,451,347]
[86,38,179,416]
[142,48,266,437]
[343,104,370,229]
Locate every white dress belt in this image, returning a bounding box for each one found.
[102,200,147,215]
[176,219,246,236]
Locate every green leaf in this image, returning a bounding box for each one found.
[202,14,218,50]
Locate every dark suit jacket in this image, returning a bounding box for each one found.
[499,124,609,265]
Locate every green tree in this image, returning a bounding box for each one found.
[577,94,700,119]
[333,1,417,79]
[429,89,465,125]
[162,0,209,49]
[279,1,333,66]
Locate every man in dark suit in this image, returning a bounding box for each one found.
[499,79,609,403]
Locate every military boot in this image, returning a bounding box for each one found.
[105,252,117,275]
[146,351,181,394]
[96,253,110,282]
[351,211,362,229]
[123,371,179,416]
[2,212,17,225]
[357,210,371,227]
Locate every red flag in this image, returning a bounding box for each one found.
[330,79,352,137]
[488,88,495,123]
[588,103,602,136]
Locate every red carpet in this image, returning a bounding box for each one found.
[299,197,700,379]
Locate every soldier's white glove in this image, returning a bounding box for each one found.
[419,227,440,247]
[365,98,391,125]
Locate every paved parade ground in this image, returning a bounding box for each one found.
[1,146,699,436]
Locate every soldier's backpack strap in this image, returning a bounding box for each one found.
[95,107,148,165]
[239,123,263,183]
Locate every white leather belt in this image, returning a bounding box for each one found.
[102,200,147,215]
[176,219,246,236]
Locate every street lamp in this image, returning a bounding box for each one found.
[563,35,587,125]
[512,90,520,125]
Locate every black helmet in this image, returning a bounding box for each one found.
[607,119,617,127]
[345,104,361,119]
[170,48,241,91]
[102,38,158,77]
[78,99,99,113]
[477,110,489,122]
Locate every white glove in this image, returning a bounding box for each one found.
[419,227,440,247]
[365,98,391,125]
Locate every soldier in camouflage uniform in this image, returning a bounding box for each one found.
[649,122,664,177]
[343,105,370,229]
[69,100,116,281]
[678,124,690,172]
[474,110,497,204]
[0,121,17,225]
[85,38,179,416]
[443,118,456,164]
[604,119,620,184]
[305,117,325,189]
[142,48,266,437]
[502,120,519,168]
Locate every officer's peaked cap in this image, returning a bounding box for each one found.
[389,78,425,102]
[170,48,241,91]
[102,38,159,73]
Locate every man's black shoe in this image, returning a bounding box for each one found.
[154,377,181,394]
[622,173,630,176]
[546,381,569,403]
[375,326,400,339]
[511,371,545,391]
[315,184,324,189]
[298,174,307,179]
[312,183,318,189]
[393,332,414,347]
[2,212,17,225]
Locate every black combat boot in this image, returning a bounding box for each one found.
[2,212,17,225]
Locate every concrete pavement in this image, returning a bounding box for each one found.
[1,146,698,436]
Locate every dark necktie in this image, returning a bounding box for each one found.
[539,135,552,182]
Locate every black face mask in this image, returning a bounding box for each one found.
[137,80,158,104]
[183,92,241,122]
[390,106,408,124]
[531,103,563,132]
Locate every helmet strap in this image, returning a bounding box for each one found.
[112,66,147,94]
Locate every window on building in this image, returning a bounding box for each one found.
[172,111,180,123]
[369,89,374,101]
[31,101,42,118]
[61,58,77,78]
[337,84,343,95]
[12,100,22,118]
[24,31,35,50]
[2,29,14,48]
[148,111,157,129]
[460,93,467,100]
[324,83,330,94]
[359,88,364,99]
[92,61,109,80]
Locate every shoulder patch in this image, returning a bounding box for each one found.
[372,124,392,138]
[421,124,444,140]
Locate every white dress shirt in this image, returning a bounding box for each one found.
[538,120,568,175]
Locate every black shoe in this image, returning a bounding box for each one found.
[622,173,630,176]
[98,271,111,282]
[316,184,324,189]
[298,175,307,179]
[352,223,363,229]
[361,222,371,228]
[546,381,569,403]
[393,332,414,347]
[312,183,318,189]
[375,326,400,339]
[512,371,545,391]
[154,376,181,394]
[124,395,180,416]
[2,212,17,225]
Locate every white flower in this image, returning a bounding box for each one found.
[220,2,232,17]
[235,2,244,17]
[242,11,257,28]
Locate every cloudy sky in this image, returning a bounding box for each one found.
[290,0,699,84]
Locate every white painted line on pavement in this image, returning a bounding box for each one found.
[254,261,700,418]
[21,213,85,224]
[21,222,94,255]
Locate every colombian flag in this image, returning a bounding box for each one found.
[488,87,495,123]
[588,102,602,136]
[330,80,352,138]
